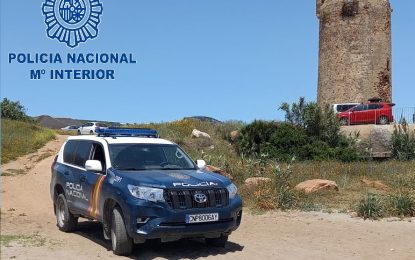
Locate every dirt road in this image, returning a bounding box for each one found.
[1,136,414,260]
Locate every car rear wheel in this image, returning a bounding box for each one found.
[206,235,228,247]
[89,130,94,135]
[340,118,349,126]
[55,194,78,232]
[378,116,389,125]
[77,130,81,135]
[111,207,133,256]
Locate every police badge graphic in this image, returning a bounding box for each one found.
[42,0,103,48]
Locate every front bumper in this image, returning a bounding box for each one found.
[121,195,243,243]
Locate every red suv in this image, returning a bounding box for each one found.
[338,102,395,125]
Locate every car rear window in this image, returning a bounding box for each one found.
[63,140,78,165]
[63,140,93,168]
[73,141,93,167]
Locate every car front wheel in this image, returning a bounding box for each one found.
[111,207,133,256]
[55,194,78,232]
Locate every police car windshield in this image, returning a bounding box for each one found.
[109,144,197,171]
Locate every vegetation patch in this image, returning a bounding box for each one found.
[126,117,415,219]
[357,193,384,220]
[236,98,363,162]
[0,234,46,247]
[2,169,27,177]
[1,119,55,163]
[34,151,53,163]
[386,192,415,217]
[391,121,415,160]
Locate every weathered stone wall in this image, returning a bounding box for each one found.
[317,0,392,105]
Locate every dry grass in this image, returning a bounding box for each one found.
[1,119,55,163]
[127,119,415,217]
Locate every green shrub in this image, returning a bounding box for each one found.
[236,97,360,162]
[1,98,32,122]
[268,124,309,161]
[391,121,415,160]
[357,193,383,220]
[279,97,341,146]
[387,192,415,217]
[236,120,278,157]
[274,165,297,210]
[236,121,320,161]
[1,119,55,163]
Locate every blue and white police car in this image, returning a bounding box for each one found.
[50,128,242,256]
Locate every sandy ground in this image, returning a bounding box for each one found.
[1,135,415,260]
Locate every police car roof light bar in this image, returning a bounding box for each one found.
[96,127,159,138]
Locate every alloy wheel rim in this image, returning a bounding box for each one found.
[57,199,65,226]
[111,226,116,250]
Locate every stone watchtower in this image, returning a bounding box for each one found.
[317,0,392,105]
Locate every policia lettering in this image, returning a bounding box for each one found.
[66,182,88,201]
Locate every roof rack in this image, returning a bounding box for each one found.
[96,127,159,138]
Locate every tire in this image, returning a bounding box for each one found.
[206,235,228,247]
[89,130,94,135]
[77,130,81,135]
[111,207,133,256]
[340,117,349,126]
[378,116,389,125]
[55,194,78,232]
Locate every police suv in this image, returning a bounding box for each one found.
[50,128,242,256]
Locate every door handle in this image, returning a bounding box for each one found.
[80,175,86,182]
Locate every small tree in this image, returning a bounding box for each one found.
[1,98,31,121]
[279,97,341,146]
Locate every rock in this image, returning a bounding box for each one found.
[244,177,272,188]
[230,131,239,142]
[294,179,339,194]
[191,129,211,138]
[205,165,233,180]
[360,178,389,190]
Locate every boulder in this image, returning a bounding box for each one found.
[360,178,389,190]
[244,177,272,188]
[205,165,233,180]
[192,129,211,138]
[294,179,339,194]
[230,131,239,142]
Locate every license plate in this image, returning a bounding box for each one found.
[186,213,219,223]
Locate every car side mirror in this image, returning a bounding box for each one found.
[196,160,207,170]
[85,160,103,172]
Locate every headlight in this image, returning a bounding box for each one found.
[127,185,165,202]
[226,183,238,199]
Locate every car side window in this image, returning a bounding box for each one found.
[368,104,381,110]
[73,141,93,168]
[91,143,106,173]
[354,105,367,111]
[63,140,78,164]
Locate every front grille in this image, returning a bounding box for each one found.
[164,188,229,210]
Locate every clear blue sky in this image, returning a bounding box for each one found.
[1,0,414,123]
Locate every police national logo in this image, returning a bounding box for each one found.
[42,0,103,48]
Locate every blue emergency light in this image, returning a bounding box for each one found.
[96,127,159,138]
